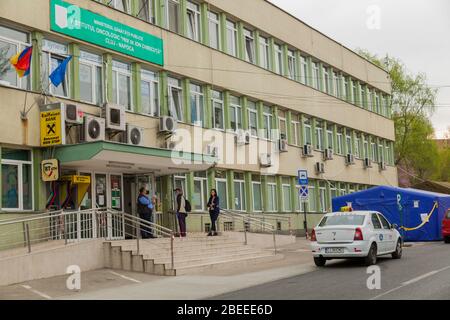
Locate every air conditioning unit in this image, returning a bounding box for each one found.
[206,144,218,157]
[323,148,333,161]
[302,144,313,157]
[260,153,272,167]
[379,161,387,171]
[279,139,288,152]
[125,124,144,146]
[159,116,177,133]
[165,140,178,150]
[64,104,84,125]
[345,153,355,165]
[102,103,126,131]
[315,162,325,174]
[235,130,250,146]
[364,158,373,168]
[80,116,105,142]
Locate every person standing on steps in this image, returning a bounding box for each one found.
[207,189,220,236]
[175,188,191,238]
[137,187,155,239]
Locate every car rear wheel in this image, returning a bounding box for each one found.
[314,256,326,267]
[444,237,450,244]
[392,240,403,259]
[364,243,377,266]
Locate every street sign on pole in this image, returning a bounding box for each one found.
[298,169,308,186]
[299,186,309,200]
[298,169,309,239]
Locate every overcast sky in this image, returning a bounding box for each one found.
[268,0,450,138]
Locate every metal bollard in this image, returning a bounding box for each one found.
[25,223,31,253]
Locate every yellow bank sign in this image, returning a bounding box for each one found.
[40,109,65,146]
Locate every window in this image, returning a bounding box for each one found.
[190,83,204,126]
[385,143,392,165]
[79,51,103,105]
[1,148,33,211]
[234,172,246,211]
[364,139,369,159]
[186,1,201,42]
[330,185,338,200]
[303,117,312,145]
[378,143,384,163]
[352,81,358,105]
[166,0,181,33]
[42,40,70,97]
[312,62,320,90]
[112,60,132,110]
[229,95,242,132]
[319,184,327,213]
[174,175,187,196]
[279,117,287,140]
[259,36,270,69]
[323,66,330,93]
[371,213,382,229]
[292,118,300,146]
[333,72,340,98]
[371,142,377,162]
[137,0,156,24]
[361,86,367,108]
[216,178,228,210]
[336,128,344,155]
[375,93,381,114]
[367,89,373,111]
[168,76,183,121]
[244,29,255,64]
[300,56,308,85]
[378,213,391,230]
[267,177,277,212]
[346,133,353,155]
[141,69,159,116]
[343,77,349,101]
[252,175,262,212]
[212,90,224,130]
[226,20,237,57]
[282,178,292,212]
[315,121,324,151]
[208,11,220,49]
[0,25,30,89]
[355,134,361,158]
[308,184,317,212]
[287,49,297,80]
[326,124,334,150]
[262,105,273,140]
[248,101,258,137]
[108,0,130,13]
[274,43,283,75]
[193,172,207,211]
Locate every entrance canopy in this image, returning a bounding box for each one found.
[55,141,216,176]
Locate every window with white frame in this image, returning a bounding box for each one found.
[108,0,131,13]
[248,100,258,137]
[346,133,353,155]
[190,83,204,126]
[282,178,292,212]
[215,177,228,210]
[212,90,224,130]
[267,177,278,212]
[137,0,156,24]
[315,121,324,151]
[244,28,255,64]
[378,143,384,163]
[364,139,369,159]
[326,124,334,150]
[1,148,33,211]
[360,85,367,108]
[336,128,344,155]
[274,43,283,75]
[226,20,237,57]
[287,49,297,81]
[371,142,377,162]
[79,51,103,105]
[292,118,300,146]
[234,172,246,211]
[308,183,317,212]
[174,175,187,196]
[318,183,327,213]
[385,143,391,165]
[352,81,358,105]
[252,175,262,212]
[42,40,70,98]
[166,0,181,33]
[168,76,183,121]
[193,172,207,211]
[333,72,340,98]
[343,77,349,101]
[262,105,273,140]
[375,93,381,114]
[303,117,312,145]
[186,1,201,42]
[259,36,270,69]
[323,66,331,93]
[0,25,31,89]
[208,11,220,50]
[330,184,338,201]
[141,69,159,116]
[112,60,132,110]
[279,117,287,140]
[229,95,242,132]
[312,61,320,90]
[339,184,347,196]
[355,134,361,158]
[300,55,308,85]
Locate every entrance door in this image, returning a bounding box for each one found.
[94,173,108,209]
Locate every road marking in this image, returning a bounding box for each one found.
[370,266,450,300]
[109,271,142,283]
[21,285,52,300]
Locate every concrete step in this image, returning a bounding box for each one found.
[110,239,245,251]
[133,242,248,256]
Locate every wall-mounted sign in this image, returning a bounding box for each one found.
[41,159,60,182]
[40,109,64,146]
[50,0,164,66]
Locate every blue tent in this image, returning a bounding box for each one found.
[332,186,450,242]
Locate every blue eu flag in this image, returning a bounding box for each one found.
[49,55,72,87]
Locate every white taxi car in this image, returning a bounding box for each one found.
[310,210,403,267]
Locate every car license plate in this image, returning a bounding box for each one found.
[325,248,344,254]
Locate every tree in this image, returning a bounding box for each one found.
[357,49,440,182]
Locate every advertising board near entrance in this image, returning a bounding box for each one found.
[41,159,60,182]
[40,108,65,146]
[50,0,164,66]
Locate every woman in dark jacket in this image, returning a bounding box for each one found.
[206,189,220,236]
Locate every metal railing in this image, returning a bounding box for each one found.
[0,208,176,269]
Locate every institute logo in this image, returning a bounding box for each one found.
[55,3,81,30]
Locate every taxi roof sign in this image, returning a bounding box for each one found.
[340,206,353,212]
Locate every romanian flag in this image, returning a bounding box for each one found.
[10,46,32,78]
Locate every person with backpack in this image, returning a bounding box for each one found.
[137,187,155,239]
[174,188,191,237]
[206,189,220,236]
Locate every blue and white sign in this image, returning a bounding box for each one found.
[298,170,308,186]
[299,186,309,200]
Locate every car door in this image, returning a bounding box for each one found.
[378,213,396,252]
[370,213,385,253]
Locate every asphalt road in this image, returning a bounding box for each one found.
[212,242,450,300]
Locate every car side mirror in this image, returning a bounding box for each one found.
[392,224,398,229]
